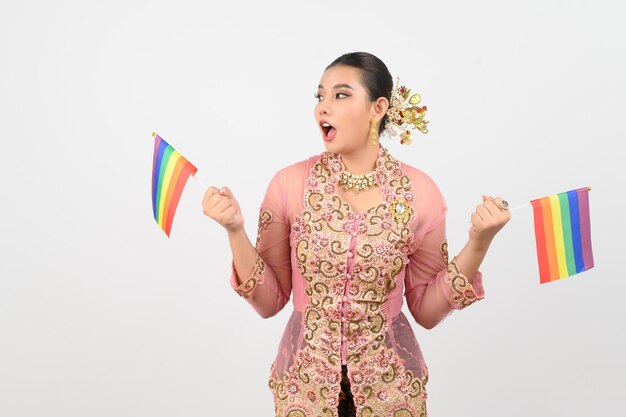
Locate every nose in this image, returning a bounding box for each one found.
[317,100,330,116]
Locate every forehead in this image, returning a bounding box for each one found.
[318,65,362,89]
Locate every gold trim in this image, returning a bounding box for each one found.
[389,196,410,224]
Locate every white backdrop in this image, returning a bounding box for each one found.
[1,1,624,416]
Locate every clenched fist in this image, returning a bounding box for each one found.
[202,186,244,233]
[469,195,512,249]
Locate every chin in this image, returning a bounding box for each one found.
[322,140,340,152]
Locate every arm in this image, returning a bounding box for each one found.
[404,206,485,330]
[228,171,292,319]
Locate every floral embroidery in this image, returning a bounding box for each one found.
[233,252,265,299]
[256,209,273,246]
[440,239,449,264]
[349,345,428,416]
[269,145,430,416]
[444,256,484,309]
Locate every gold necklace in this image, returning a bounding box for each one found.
[339,168,378,194]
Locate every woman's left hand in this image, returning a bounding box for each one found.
[468,195,512,249]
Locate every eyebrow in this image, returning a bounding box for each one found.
[317,83,355,90]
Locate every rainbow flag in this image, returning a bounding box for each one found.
[151,133,198,237]
[530,187,594,284]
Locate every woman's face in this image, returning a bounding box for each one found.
[314,65,384,154]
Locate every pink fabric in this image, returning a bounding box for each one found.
[229,145,484,416]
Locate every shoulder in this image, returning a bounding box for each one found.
[398,160,445,203]
[396,159,448,233]
[264,154,319,219]
[271,152,321,186]
[275,155,317,178]
[268,155,321,206]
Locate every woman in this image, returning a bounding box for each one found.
[202,52,510,417]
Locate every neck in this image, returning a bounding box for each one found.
[339,144,380,174]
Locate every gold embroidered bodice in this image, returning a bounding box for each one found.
[229,145,485,417]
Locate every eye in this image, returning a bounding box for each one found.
[336,92,349,99]
[314,93,323,101]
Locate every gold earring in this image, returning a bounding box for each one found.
[370,119,378,145]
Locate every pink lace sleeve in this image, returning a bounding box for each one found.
[229,171,292,318]
[404,191,484,329]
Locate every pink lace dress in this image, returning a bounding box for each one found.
[229,145,484,417]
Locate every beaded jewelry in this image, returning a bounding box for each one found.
[339,169,377,194]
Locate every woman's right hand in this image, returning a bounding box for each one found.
[202,186,244,233]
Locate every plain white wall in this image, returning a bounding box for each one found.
[1,1,624,416]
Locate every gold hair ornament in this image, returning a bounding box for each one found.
[383,77,429,145]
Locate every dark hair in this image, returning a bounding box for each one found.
[326,52,393,135]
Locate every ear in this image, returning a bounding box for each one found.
[370,97,389,121]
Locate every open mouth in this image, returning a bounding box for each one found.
[320,121,337,140]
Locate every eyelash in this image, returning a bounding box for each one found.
[314,92,349,101]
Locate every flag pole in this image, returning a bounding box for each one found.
[515,186,591,210]
[468,186,591,222]
[192,174,208,191]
